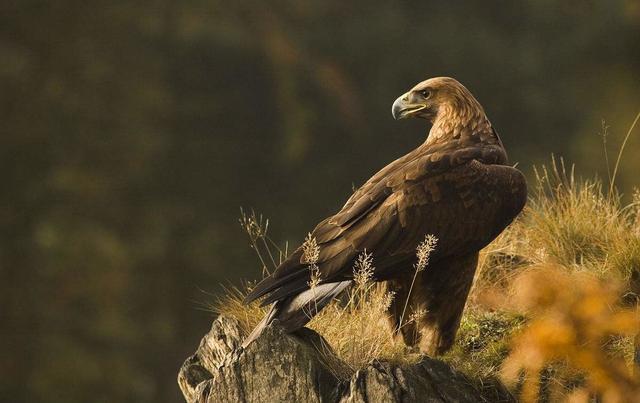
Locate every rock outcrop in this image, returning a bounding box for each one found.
[178,315,514,402]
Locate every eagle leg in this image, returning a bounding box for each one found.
[386,252,479,356]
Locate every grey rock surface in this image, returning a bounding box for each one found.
[178,315,514,403]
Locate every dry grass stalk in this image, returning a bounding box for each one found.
[302,233,321,290]
[239,208,288,276]
[399,234,437,330]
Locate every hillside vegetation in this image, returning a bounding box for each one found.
[215,129,640,402]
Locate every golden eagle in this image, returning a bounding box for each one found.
[243,77,527,354]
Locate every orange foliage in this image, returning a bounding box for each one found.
[501,267,640,403]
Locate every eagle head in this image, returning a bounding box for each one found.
[391,77,484,123]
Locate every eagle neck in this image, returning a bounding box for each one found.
[425,100,499,149]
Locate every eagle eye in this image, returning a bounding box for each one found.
[419,89,431,99]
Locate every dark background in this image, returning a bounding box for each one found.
[1,1,639,402]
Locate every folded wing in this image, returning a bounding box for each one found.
[244,146,526,307]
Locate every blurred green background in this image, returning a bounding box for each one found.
[1,1,638,402]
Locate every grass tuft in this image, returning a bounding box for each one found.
[442,310,527,380]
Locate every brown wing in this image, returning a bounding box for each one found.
[244,147,526,306]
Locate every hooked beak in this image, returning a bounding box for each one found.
[392,92,426,120]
